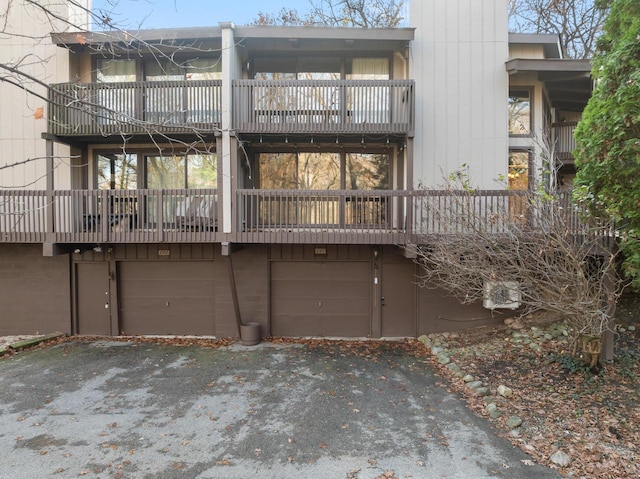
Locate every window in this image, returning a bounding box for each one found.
[97,154,138,190]
[96,59,136,83]
[508,151,530,190]
[509,88,532,136]
[146,154,217,189]
[258,151,389,190]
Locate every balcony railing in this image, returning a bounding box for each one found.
[233,79,415,135]
[552,121,579,161]
[48,80,222,137]
[0,188,605,246]
[236,189,409,244]
[0,189,218,243]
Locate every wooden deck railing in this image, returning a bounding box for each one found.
[236,189,409,244]
[0,188,609,246]
[0,189,218,243]
[233,79,415,134]
[0,191,48,242]
[552,121,579,161]
[48,80,222,137]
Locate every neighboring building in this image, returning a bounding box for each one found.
[0,0,591,338]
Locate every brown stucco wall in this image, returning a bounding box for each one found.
[0,245,71,335]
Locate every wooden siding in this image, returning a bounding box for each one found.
[233,79,414,134]
[48,80,222,137]
[410,0,510,189]
[553,121,578,161]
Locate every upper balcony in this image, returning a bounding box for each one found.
[552,121,579,162]
[233,79,415,135]
[48,80,223,140]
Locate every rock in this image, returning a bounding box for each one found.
[462,375,475,383]
[486,403,498,413]
[550,450,571,467]
[544,333,553,341]
[446,363,461,374]
[504,318,515,326]
[497,385,513,398]
[436,353,450,365]
[467,381,484,389]
[475,387,490,397]
[489,410,503,419]
[483,396,496,404]
[431,346,443,355]
[628,325,636,331]
[418,335,431,346]
[506,415,522,429]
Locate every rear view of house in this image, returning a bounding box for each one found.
[0,0,591,338]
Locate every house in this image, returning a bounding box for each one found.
[0,0,592,338]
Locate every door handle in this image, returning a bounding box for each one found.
[381,296,385,306]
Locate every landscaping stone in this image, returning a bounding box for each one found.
[550,450,571,467]
[474,387,489,396]
[462,374,475,383]
[437,353,451,365]
[629,326,636,332]
[467,380,484,389]
[497,385,513,398]
[446,363,461,375]
[506,415,523,428]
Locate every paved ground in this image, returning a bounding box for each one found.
[0,340,562,479]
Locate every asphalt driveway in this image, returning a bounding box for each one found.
[0,340,561,479]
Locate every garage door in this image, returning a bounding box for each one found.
[271,261,371,337]
[119,262,215,335]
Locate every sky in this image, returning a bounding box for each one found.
[91,0,312,29]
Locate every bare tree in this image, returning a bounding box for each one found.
[413,170,623,368]
[509,0,607,58]
[256,0,405,27]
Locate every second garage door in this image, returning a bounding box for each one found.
[119,262,215,335]
[271,261,371,337]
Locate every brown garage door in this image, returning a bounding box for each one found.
[271,261,371,337]
[119,262,215,335]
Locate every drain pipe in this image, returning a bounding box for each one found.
[222,244,242,334]
[222,243,261,345]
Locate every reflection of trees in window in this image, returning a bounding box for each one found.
[187,154,218,189]
[508,151,530,190]
[298,153,340,190]
[259,152,389,190]
[346,153,389,190]
[97,154,138,190]
[146,155,217,189]
[509,89,531,135]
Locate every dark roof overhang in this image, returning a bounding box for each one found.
[506,58,593,111]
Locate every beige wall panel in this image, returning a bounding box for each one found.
[410,0,509,189]
[0,0,74,188]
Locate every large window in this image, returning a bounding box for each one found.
[146,154,217,189]
[95,152,216,190]
[258,151,389,190]
[508,88,532,136]
[257,151,390,227]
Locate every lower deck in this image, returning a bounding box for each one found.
[0,243,509,338]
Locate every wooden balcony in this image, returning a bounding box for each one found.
[0,189,219,244]
[233,79,415,135]
[1,188,602,247]
[48,80,222,138]
[552,121,579,162]
[236,189,409,244]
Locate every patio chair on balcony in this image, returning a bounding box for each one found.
[175,195,217,231]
